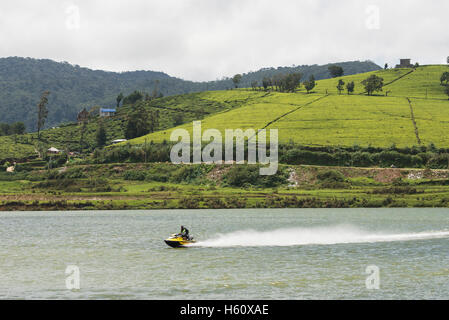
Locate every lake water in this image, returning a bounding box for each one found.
[0,208,448,300]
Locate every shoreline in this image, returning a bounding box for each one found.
[1,195,447,211]
[2,163,449,211]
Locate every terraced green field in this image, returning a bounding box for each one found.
[411,98,449,146]
[129,92,321,144]
[0,136,36,161]
[385,65,449,99]
[128,65,449,148]
[272,95,417,147]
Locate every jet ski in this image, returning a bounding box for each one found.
[164,234,196,248]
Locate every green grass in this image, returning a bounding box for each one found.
[384,65,449,99]
[272,95,418,147]
[410,98,449,146]
[0,136,36,161]
[128,92,320,144]
[126,65,449,148]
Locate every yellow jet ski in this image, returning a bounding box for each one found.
[164,234,196,248]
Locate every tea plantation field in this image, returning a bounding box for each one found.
[129,65,449,148]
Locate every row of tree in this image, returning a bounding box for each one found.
[116,87,164,108]
[248,73,385,96]
[336,80,355,95]
[241,65,345,93]
[0,122,26,136]
[248,73,316,93]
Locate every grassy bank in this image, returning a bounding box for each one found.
[2,163,449,210]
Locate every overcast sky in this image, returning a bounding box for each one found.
[0,0,447,81]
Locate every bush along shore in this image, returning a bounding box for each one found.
[1,162,449,210]
[92,141,449,169]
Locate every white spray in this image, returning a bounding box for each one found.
[191,225,449,248]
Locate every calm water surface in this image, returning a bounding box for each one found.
[0,208,448,299]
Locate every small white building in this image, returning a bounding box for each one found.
[47,147,61,154]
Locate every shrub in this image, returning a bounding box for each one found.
[223,165,287,188]
[124,170,146,181]
[426,153,449,169]
[317,170,345,182]
[316,170,349,189]
[171,165,207,183]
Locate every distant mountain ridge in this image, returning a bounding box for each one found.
[0,57,381,131]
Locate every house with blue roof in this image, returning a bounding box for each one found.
[100,108,116,117]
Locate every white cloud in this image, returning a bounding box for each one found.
[0,0,447,81]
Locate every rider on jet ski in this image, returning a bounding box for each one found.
[180,226,190,240]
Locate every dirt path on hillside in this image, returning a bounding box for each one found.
[406,97,422,145]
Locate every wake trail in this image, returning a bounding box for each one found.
[191,225,449,248]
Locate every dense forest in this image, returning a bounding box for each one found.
[0,57,381,131]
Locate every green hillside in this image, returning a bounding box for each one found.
[0,57,379,131]
[0,90,267,161]
[1,64,448,163]
[128,65,449,148]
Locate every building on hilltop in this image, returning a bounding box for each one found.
[99,108,116,117]
[395,59,414,68]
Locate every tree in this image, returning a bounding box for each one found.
[384,63,388,70]
[251,81,258,91]
[346,81,355,95]
[284,72,302,92]
[79,120,87,151]
[123,91,144,105]
[361,75,384,96]
[173,113,184,126]
[0,123,11,136]
[447,56,449,65]
[262,77,271,91]
[232,74,242,88]
[37,91,50,139]
[272,74,283,91]
[151,80,161,99]
[303,75,316,94]
[125,102,159,139]
[149,109,160,133]
[116,93,124,108]
[328,65,344,78]
[96,120,107,147]
[337,79,345,94]
[440,72,449,85]
[11,122,26,135]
